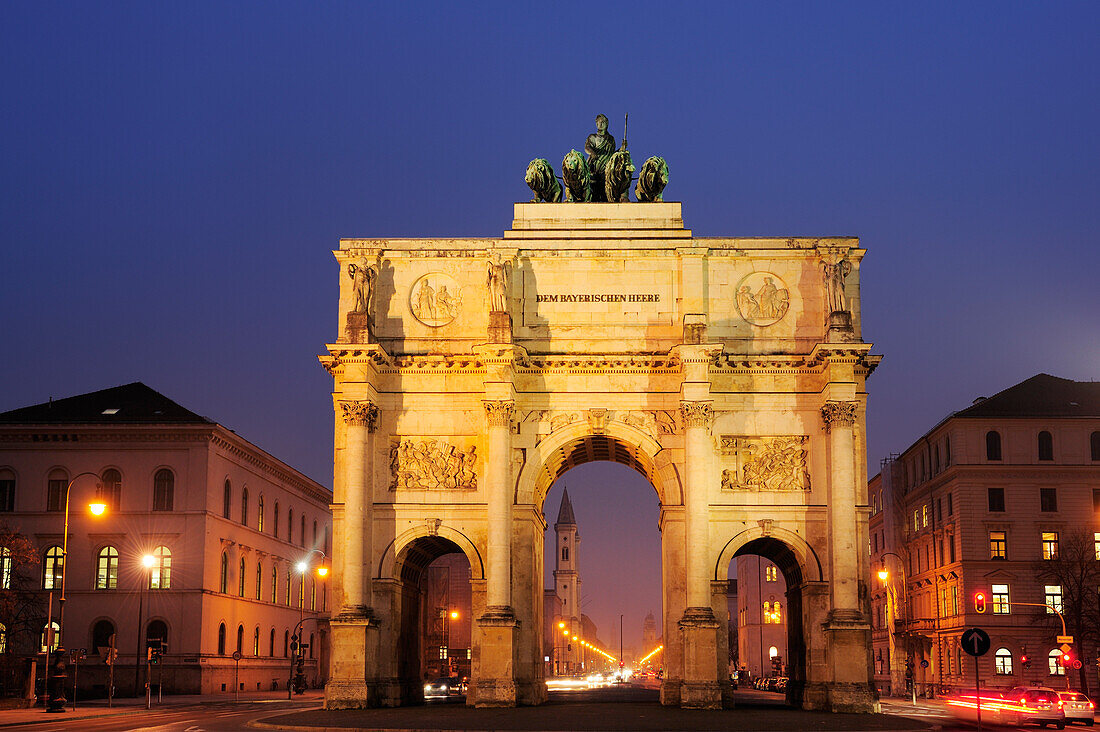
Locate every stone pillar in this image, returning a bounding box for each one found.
[677,400,721,709]
[474,399,518,706]
[820,399,876,712]
[325,400,378,709]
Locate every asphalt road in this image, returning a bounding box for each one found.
[7,699,319,732]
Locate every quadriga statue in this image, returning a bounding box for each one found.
[561,149,592,202]
[524,158,562,203]
[604,149,635,202]
[635,156,669,202]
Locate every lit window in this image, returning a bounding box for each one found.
[238,557,246,597]
[220,553,228,593]
[994,648,1013,675]
[40,621,60,652]
[258,496,265,532]
[151,545,172,589]
[989,531,1007,559]
[991,584,1010,614]
[255,560,263,600]
[96,546,119,590]
[253,627,260,656]
[43,545,63,589]
[1049,649,1066,676]
[1044,585,1063,614]
[0,547,11,590]
[765,566,777,582]
[1095,533,1100,561]
[241,488,249,525]
[1042,532,1059,560]
[922,504,929,528]
[0,622,6,653]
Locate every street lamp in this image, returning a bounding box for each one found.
[878,551,913,702]
[133,554,154,702]
[289,549,327,698]
[44,471,111,713]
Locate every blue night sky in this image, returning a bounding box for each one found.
[2,2,1098,651]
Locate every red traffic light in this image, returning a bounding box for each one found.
[974,592,987,614]
[1061,652,1073,667]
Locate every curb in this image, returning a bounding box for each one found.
[0,708,146,728]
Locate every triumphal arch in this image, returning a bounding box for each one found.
[321,167,880,713]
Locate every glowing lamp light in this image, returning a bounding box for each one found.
[142,554,155,568]
[558,622,565,629]
[317,565,329,577]
[877,569,889,581]
[296,561,308,573]
[88,502,107,516]
[450,610,459,620]
[572,635,577,641]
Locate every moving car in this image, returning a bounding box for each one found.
[1058,692,1095,726]
[1005,687,1068,729]
[424,676,465,700]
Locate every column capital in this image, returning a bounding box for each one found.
[483,400,515,427]
[821,400,858,432]
[340,400,380,432]
[679,401,713,429]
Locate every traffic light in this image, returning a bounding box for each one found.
[974,592,987,613]
[1061,651,1073,668]
[1021,653,1031,669]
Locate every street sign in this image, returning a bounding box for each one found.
[961,627,991,657]
[1073,660,1083,669]
[232,651,242,661]
[1061,643,1073,654]
[1058,635,1074,644]
[920,659,930,668]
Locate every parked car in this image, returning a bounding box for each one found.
[1058,691,1095,726]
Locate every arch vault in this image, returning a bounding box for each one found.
[320,202,881,712]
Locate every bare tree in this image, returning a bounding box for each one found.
[0,524,44,695]
[1033,529,1100,694]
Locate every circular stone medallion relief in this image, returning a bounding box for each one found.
[736,272,791,326]
[409,273,461,327]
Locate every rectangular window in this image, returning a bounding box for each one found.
[936,498,942,523]
[766,565,777,581]
[992,583,1010,614]
[0,479,14,511]
[947,493,953,516]
[1095,533,1100,561]
[1040,488,1057,512]
[922,504,929,528]
[913,509,920,533]
[987,487,1005,512]
[47,479,65,512]
[1094,489,1100,512]
[1045,585,1063,613]
[949,585,958,615]
[1042,531,1059,560]
[949,535,956,563]
[989,531,1007,559]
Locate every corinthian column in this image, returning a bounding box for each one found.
[339,400,378,616]
[680,401,713,611]
[821,400,860,616]
[484,400,514,612]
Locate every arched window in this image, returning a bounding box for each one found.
[43,545,63,589]
[994,647,1013,675]
[768,646,778,659]
[40,621,60,652]
[258,496,265,532]
[1,547,12,590]
[146,619,168,650]
[283,629,289,657]
[92,619,115,653]
[218,623,227,655]
[1038,431,1053,461]
[153,469,174,511]
[241,488,249,525]
[255,560,262,600]
[47,468,67,512]
[223,480,232,519]
[986,431,1002,461]
[298,575,304,609]
[310,579,316,611]
[1092,432,1100,461]
[285,568,292,605]
[288,508,294,544]
[236,624,244,654]
[238,557,246,597]
[220,553,229,593]
[252,626,260,656]
[1049,649,1066,676]
[151,545,171,589]
[0,468,15,512]
[269,628,276,656]
[322,585,327,612]
[100,469,121,511]
[309,632,315,659]
[313,520,317,545]
[271,565,278,603]
[274,502,280,538]
[300,514,305,547]
[95,546,119,590]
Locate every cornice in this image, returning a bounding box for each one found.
[208,432,330,505]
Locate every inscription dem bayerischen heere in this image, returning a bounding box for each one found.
[535,293,661,303]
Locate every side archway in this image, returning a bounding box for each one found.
[377,524,484,581]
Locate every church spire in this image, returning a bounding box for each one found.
[555,486,576,526]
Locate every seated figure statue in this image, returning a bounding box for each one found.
[585,114,617,202]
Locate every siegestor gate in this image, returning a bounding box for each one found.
[320,202,880,712]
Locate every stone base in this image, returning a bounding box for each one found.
[678,607,722,709]
[324,613,376,710]
[826,682,879,713]
[516,678,548,706]
[720,679,736,708]
[826,311,857,343]
[488,311,512,343]
[659,677,681,706]
[325,680,371,709]
[472,607,518,707]
[345,311,376,344]
[680,680,722,710]
[801,681,830,711]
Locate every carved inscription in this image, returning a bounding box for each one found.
[720,435,809,491]
[389,439,477,491]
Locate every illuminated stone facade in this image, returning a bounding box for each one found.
[321,203,880,711]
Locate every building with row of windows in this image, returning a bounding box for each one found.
[0,383,333,696]
[869,374,1100,697]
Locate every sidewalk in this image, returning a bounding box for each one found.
[0,689,324,728]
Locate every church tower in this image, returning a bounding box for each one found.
[553,487,581,624]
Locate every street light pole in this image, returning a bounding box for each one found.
[289,550,327,698]
[878,551,912,702]
[133,556,153,698]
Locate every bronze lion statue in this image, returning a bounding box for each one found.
[525,158,562,203]
[561,149,592,202]
[603,149,635,202]
[635,156,669,202]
